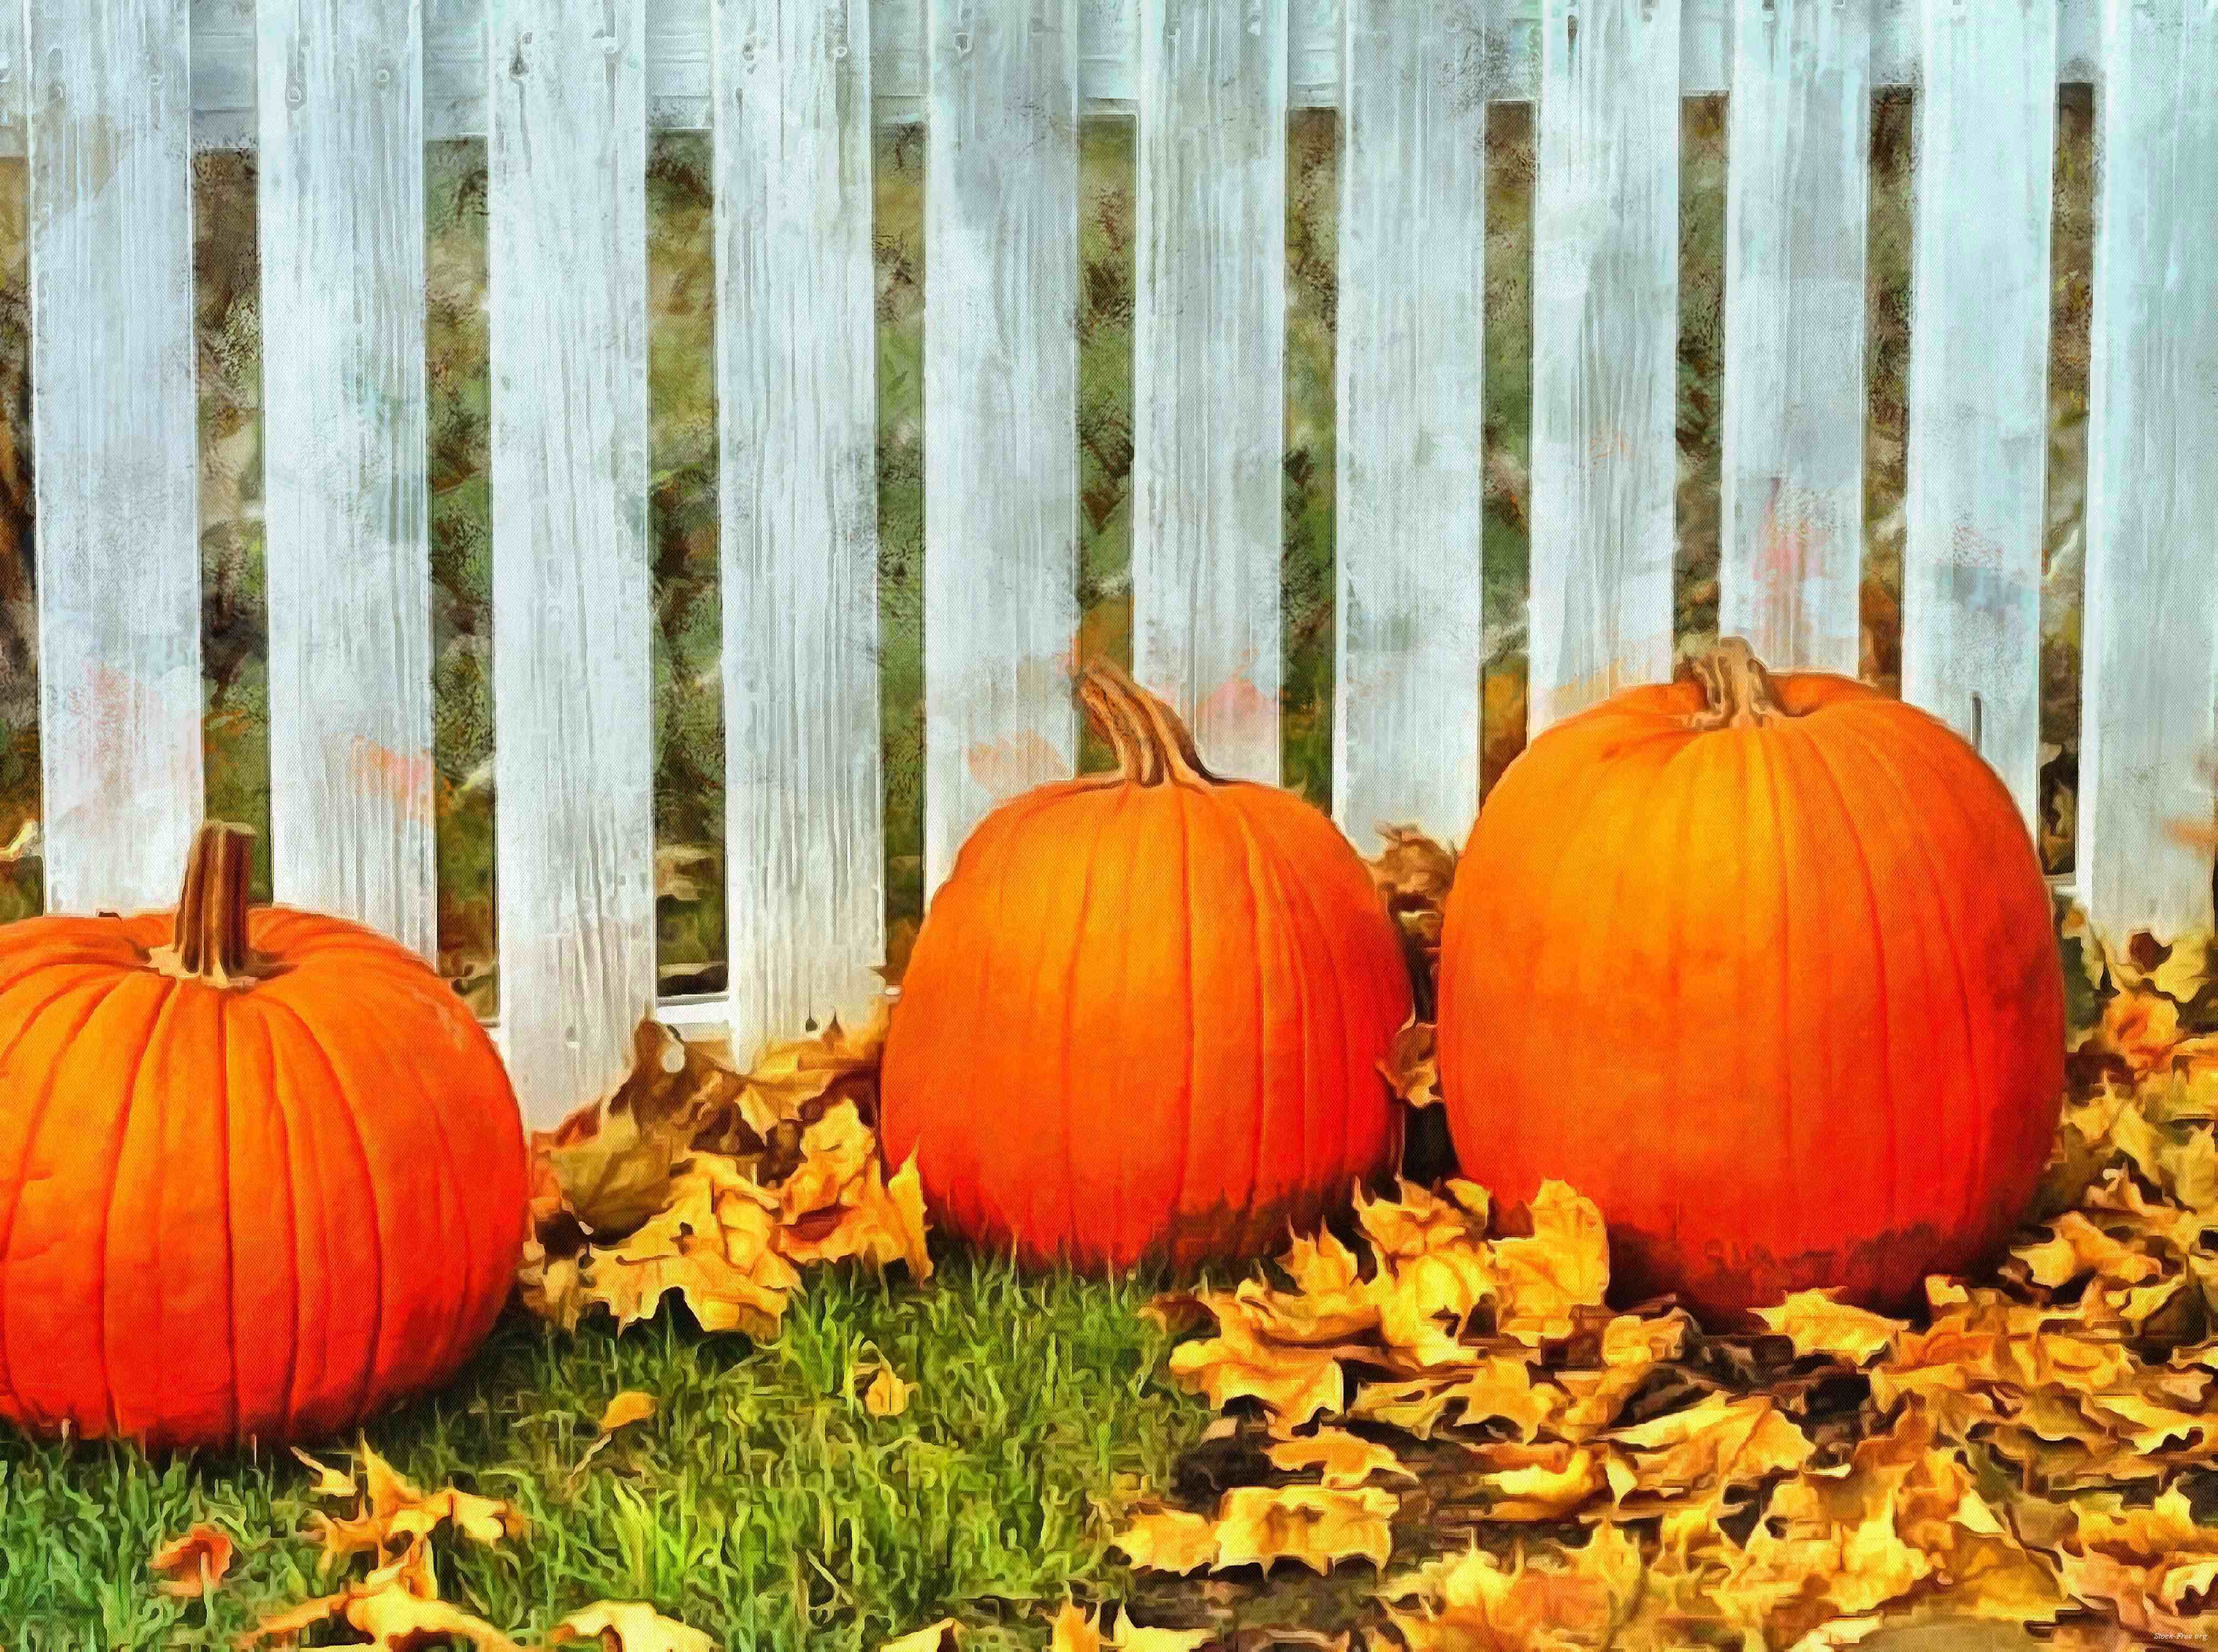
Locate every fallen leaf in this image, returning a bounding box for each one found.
[596,1391,658,1436]
[239,1541,520,1651]
[1756,1289,1907,1365]
[1209,1485,1397,1575]
[1112,1507,1220,1575]
[1379,1018,1441,1110]
[1102,1609,1213,1652]
[1264,1427,1415,1489]
[878,1621,960,1652]
[1047,1601,1102,1652]
[149,1523,233,1599]
[542,1599,717,1651]
[291,1446,359,1498]
[1378,1523,1645,1652]
[863,1364,912,1418]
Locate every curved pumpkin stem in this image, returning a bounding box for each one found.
[151,822,265,988]
[1685,637,1793,731]
[1076,660,1218,788]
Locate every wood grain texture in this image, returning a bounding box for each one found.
[489,0,656,1121]
[1718,0,1871,675]
[258,0,436,955]
[27,0,205,914]
[1333,0,1488,847]
[1131,0,1286,782]
[1527,0,1681,732]
[2077,0,2218,944]
[716,0,887,1058]
[1899,0,2057,825]
[922,0,1081,893]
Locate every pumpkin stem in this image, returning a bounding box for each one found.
[1685,637,1793,731]
[1076,660,1218,788]
[151,822,266,988]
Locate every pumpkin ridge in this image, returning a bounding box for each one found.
[1753,716,1802,1257]
[1790,720,1906,1263]
[257,995,390,1429]
[0,971,134,1428]
[1055,787,1128,1263]
[210,998,241,1445]
[243,1002,307,1440]
[101,978,187,1439]
[1213,797,1294,1247]
[1165,783,1203,1252]
[1830,712,2016,1246]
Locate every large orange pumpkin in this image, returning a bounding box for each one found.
[0,822,527,1449]
[880,662,1412,1272]
[1438,639,2064,1323]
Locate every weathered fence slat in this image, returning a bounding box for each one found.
[488,0,655,1122]
[1132,0,1287,782]
[1528,0,1681,732]
[922,0,1081,892]
[1718,0,1871,676]
[2077,0,2218,946]
[1900,0,2057,825]
[716,0,887,1058]
[1332,0,1487,847]
[258,0,438,955]
[27,0,204,915]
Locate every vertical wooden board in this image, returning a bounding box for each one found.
[1332,0,1487,846]
[922,0,1080,893]
[718,0,887,1057]
[1899,0,2056,824]
[2077,0,2218,944]
[257,0,436,955]
[1528,0,1681,731]
[1131,0,1286,782]
[27,0,204,914]
[489,0,655,1121]
[1718,0,1872,674]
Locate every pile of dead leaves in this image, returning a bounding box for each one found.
[518,1005,930,1339]
[1069,913,2218,1650]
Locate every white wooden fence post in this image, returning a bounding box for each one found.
[27,0,204,915]
[488,0,658,1122]
[715,0,888,1060]
[1900,0,2057,825]
[1719,0,1871,676]
[1131,0,1287,783]
[1333,0,1488,847]
[1528,0,1682,732]
[922,0,1081,893]
[2077,0,2218,946]
[257,0,438,955]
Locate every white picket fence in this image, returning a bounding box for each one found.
[17,0,2218,1125]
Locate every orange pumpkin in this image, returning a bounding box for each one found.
[0,822,527,1449]
[1437,639,2064,1323]
[880,662,1412,1271]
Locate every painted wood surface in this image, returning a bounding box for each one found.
[715,0,887,1059]
[1718,0,1871,675]
[1527,0,1681,733]
[2077,0,2218,945]
[1332,0,1487,848]
[921,0,1081,894]
[1130,0,1286,782]
[488,0,655,1121]
[1899,0,2057,825]
[258,0,436,956]
[27,0,204,915]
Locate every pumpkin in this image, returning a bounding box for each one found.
[879,661,1413,1272]
[1437,639,2064,1323]
[0,821,528,1449]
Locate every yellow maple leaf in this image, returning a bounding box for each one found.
[862,1364,912,1418]
[149,1523,233,1599]
[1111,1507,1219,1575]
[1755,1289,1907,1365]
[543,1599,718,1651]
[291,1446,359,1498]
[596,1391,658,1436]
[1209,1485,1397,1574]
[240,1541,520,1651]
[1162,1308,1351,1434]
[1493,1182,1610,1343]
[1047,1600,1102,1652]
[1603,1393,1815,1510]
[878,1620,960,1652]
[1474,1445,1608,1522]
[1379,1524,1645,1652]
[1102,1609,1214,1652]
[1264,1427,1415,1488]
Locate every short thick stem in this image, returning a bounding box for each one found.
[1685,637,1792,732]
[1076,660,1218,787]
[152,822,263,987]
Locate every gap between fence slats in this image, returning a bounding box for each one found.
[1332,0,1488,849]
[27,0,205,914]
[716,0,888,1060]
[1527,0,1681,734]
[1900,0,2057,827]
[1132,0,1287,783]
[2077,0,2218,947]
[489,0,657,1123]
[921,0,1081,894]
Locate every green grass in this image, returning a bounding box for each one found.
[0,1255,1207,1651]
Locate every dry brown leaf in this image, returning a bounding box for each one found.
[1264,1427,1415,1489]
[542,1599,718,1651]
[1755,1289,1907,1365]
[1210,1485,1397,1574]
[878,1621,961,1652]
[149,1523,233,1599]
[1112,1507,1220,1575]
[1378,1019,1441,1110]
[596,1391,658,1436]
